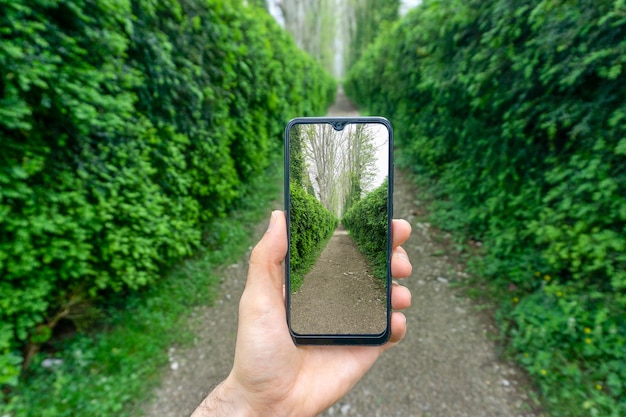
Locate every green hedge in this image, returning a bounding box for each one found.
[289,182,337,291]
[0,0,336,387]
[345,0,400,71]
[342,181,389,281]
[345,0,625,415]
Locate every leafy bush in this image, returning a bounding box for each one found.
[289,182,338,291]
[342,181,389,281]
[345,0,400,71]
[0,0,335,389]
[345,0,626,415]
[3,161,283,416]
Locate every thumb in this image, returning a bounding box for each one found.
[246,210,287,294]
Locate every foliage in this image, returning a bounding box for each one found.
[289,182,338,291]
[503,288,625,416]
[0,0,335,394]
[345,0,626,414]
[249,0,268,10]
[345,0,400,71]
[279,0,338,75]
[2,159,283,416]
[288,125,307,187]
[342,181,389,280]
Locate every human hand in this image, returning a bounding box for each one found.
[192,211,412,417]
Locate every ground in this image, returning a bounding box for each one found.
[290,225,387,335]
[141,88,540,417]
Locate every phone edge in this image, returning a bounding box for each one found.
[284,116,394,346]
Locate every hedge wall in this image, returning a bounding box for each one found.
[345,0,625,415]
[345,0,400,71]
[0,0,336,386]
[342,181,389,281]
[289,182,337,292]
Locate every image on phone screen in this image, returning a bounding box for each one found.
[284,117,393,345]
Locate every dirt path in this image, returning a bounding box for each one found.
[290,226,386,335]
[141,89,539,417]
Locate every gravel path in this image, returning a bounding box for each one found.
[141,89,540,417]
[290,226,387,335]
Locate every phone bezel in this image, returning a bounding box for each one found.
[284,116,394,346]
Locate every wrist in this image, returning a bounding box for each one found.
[190,378,257,417]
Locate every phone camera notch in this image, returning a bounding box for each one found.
[332,121,346,131]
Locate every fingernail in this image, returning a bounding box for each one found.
[395,251,410,263]
[266,211,278,233]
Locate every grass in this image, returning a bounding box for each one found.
[2,159,283,417]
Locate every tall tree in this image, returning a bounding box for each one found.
[274,0,399,77]
[301,124,344,214]
[300,123,378,217]
[277,0,337,75]
[341,124,377,212]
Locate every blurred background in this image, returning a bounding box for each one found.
[1,0,624,416]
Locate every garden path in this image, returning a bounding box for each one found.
[290,226,387,335]
[141,89,540,417]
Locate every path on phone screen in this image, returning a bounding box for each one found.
[142,88,540,417]
[290,225,387,335]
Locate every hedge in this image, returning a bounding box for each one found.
[345,0,625,415]
[0,0,336,387]
[345,0,400,71]
[288,182,338,292]
[342,181,389,281]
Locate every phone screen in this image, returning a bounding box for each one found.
[284,117,393,345]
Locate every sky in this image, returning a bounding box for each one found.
[268,1,284,26]
[368,122,391,192]
[268,0,422,27]
[400,0,422,15]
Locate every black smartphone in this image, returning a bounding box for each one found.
[284,117,393,345]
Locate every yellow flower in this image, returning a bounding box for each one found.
[534,271,541,277]
[596,384,602,391]
[513,297,519,303]
[540,369,547,376]
[584,327,591,334]
[557,291,563,297]
[585,338,592,344]
[544,274,551,281]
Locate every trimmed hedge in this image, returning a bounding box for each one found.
[345,0,625,415]
[346,0,400,71]
[289,182,337,291]
[342,181,389,281]
[0,0,335,386]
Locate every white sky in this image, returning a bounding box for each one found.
[400,0,422,16]
[369,123,390,191]
[268,1,284,26]
[268,0,422,27]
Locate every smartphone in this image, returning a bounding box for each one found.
[284,117,393,345]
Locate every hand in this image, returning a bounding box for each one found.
[192,211,412,417]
